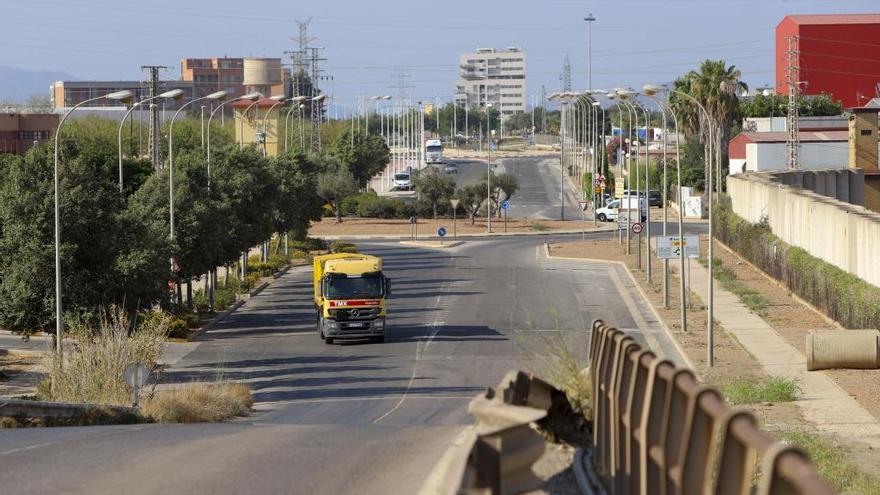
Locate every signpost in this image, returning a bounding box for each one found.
[438,226,447,245]
[614,177,625,199]
[501,200,510,233]
[656,235,700,309]
[124,363,149,407]
[450,199,460,238]
[578,200,589,240]
[631,222,643,235]
[409,216,418,240]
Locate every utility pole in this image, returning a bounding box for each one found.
[562,54,572,93]
[585,14,596,91]
[541,85,547,134]
[141,65,168,171]
[785,35,801,170]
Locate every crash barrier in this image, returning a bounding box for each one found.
[455,371,559,495]
[806,329,880,371]
[589,320,834,495]
[0,398,137,421]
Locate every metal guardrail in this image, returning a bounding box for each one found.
[589,319,834,495]
[0,398,137,421]
[454,370,559,495]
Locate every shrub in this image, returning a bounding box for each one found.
[714,202,880,329]
[142,381,253,423]
[41,306,169,405]
[213,285,237,311]
[288,237,327,252]
[355,194,398,218]
[167,318,190,339]
[330,241,357,253]
[291,249,312,262]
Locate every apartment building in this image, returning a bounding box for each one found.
[455,47,526,116]
[181,57,246,99]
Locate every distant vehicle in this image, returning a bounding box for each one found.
[393,171,412,191]
[313,253,390,344]
[425,139,443,164]
[444,162,459,174]
[595,197,647,223]
[648,190,663,207]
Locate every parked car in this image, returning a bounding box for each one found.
[392,172,412,191]
[444,162,459,174]
[595,198,648,223]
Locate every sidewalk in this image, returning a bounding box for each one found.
[686,259,880,450]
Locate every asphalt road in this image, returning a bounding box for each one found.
[0,233,688,495]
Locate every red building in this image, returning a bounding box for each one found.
[776,14,880,108]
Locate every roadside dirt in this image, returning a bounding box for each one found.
[527,441,580,495]
[711,241,880,422]
[0,350,42,397]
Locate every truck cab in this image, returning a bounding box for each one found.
[425,139,443,164]
[313,254,390,344]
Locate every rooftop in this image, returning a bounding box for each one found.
[738,130,849,143]
[784,13,880,25]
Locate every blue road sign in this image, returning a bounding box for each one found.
[501,200,510,210]
[438,227,447,237]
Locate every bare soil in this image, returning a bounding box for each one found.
[309,217,601,237]
[548,237,880,475]
[527,441,580,495]
[0,350,42,397]
[711,241,880,422]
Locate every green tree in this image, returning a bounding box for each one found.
[329,130,390,187]
[412,167,455,218]
[271,151,323,248]
[454,184,487,224]
[317,158,359,223]
[479,171,520,217]
[670,59,747,193]
[741,92,843,118]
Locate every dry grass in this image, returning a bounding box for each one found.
[41,306,169,405]
[142,382,253,423]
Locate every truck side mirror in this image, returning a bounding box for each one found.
[384,278,391,297]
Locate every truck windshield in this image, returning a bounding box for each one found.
[325,276,383,299]
[394,173,410,181]
[426,145,442,153]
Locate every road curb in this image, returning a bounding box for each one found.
[317,227,616,241]
[188,264,296,341]
[417,426,478,495]
[543,243,696,370]
[573,448,606,495]
[398,241,464,249]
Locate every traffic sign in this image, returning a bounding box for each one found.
[501,200,510,210]
[450,198,460,209]
[438,227,447,237]
[594,186,601,193]
[631,223,644,235]
[578,200,589,211]
[600,183,606,190]
[124,363,149,388]
[614,177,625,198]
[656,235,700,259]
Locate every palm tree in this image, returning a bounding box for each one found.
[670,60,747,193]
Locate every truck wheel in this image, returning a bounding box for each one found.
[598,213,607,222]
[324,336,334,345]
[373,335,385,344]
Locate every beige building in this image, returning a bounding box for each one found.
[0,112,59,155]
[455,47,526,116]
[234,98,286,157]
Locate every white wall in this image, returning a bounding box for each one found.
[728,173,880,288]
[741,142,850,173]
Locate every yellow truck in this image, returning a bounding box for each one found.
[313,253,390,344]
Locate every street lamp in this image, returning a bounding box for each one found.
[53,89,132,355]
[117,89,183,193]
[285,95,308,151]
[646,82,716,366]
[262,95,287,157]
[486,102,493,233]
[239,96,264,150]
[207,92,261,176]
[311,94,327,151]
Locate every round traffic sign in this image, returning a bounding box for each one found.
[501,200,510,210]
[124,363,150,388]
[438,227,447,237]
[631,223,644,235]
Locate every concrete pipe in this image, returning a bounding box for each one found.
[806,330,880,371]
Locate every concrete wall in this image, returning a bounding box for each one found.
[743,142,850,172]
[727,171,880,288]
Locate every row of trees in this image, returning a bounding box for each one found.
[0,114,389,333]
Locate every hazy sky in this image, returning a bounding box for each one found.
[3,0,878,109]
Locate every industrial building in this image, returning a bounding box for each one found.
[0,112,59,155]
[234,98,286,157]
[180,57,286,101]
[51,80,194,111]
[454,47,526,117]
[776,14,880,107]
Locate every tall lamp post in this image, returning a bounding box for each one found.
[262,95,288,157]
[118,89,183,193]
[647,84,715,364]
[239,97,264,150]
[284,95,307,151]
[486,103,493,233]
[54,89,133,355]
[311,94,327,151]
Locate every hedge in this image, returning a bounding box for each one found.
[714,201,880,330]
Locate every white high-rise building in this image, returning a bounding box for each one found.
[455,47,526,117]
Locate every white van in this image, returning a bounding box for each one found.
[595,197,647,223]
[393,171,412,191]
